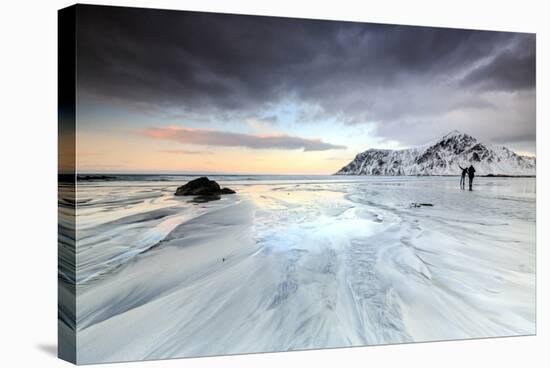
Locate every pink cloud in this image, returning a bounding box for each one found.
[141,126,346,151]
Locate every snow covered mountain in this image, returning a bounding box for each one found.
[336,130,536,176]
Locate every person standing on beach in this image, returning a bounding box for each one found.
[458,164,468,189]
[468,165,476,191]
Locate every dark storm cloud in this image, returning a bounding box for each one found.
[460,34,536,91]
[77,5,536,150]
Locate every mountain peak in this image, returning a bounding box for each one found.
[336,130,535,176]
[440,130,474,141]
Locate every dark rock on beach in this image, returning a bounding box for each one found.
[410,202,434,208]
[175,177,220,196]
[175,177,236,197]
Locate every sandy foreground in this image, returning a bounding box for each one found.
[66,177,535,364]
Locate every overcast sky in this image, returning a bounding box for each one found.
[75,5,536,174]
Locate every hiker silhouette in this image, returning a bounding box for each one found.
[467,165,476,191]
[458,165,468,189]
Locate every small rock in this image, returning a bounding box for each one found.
[175,177,236,197]
[410,202,434,208]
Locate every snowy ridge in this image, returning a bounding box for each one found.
[336,130,536,176]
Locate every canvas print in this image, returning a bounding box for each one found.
[58,4,536,364]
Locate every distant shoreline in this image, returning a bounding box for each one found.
[69,173,536,181]
[334,173,535,178]
[483,174,536,178]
